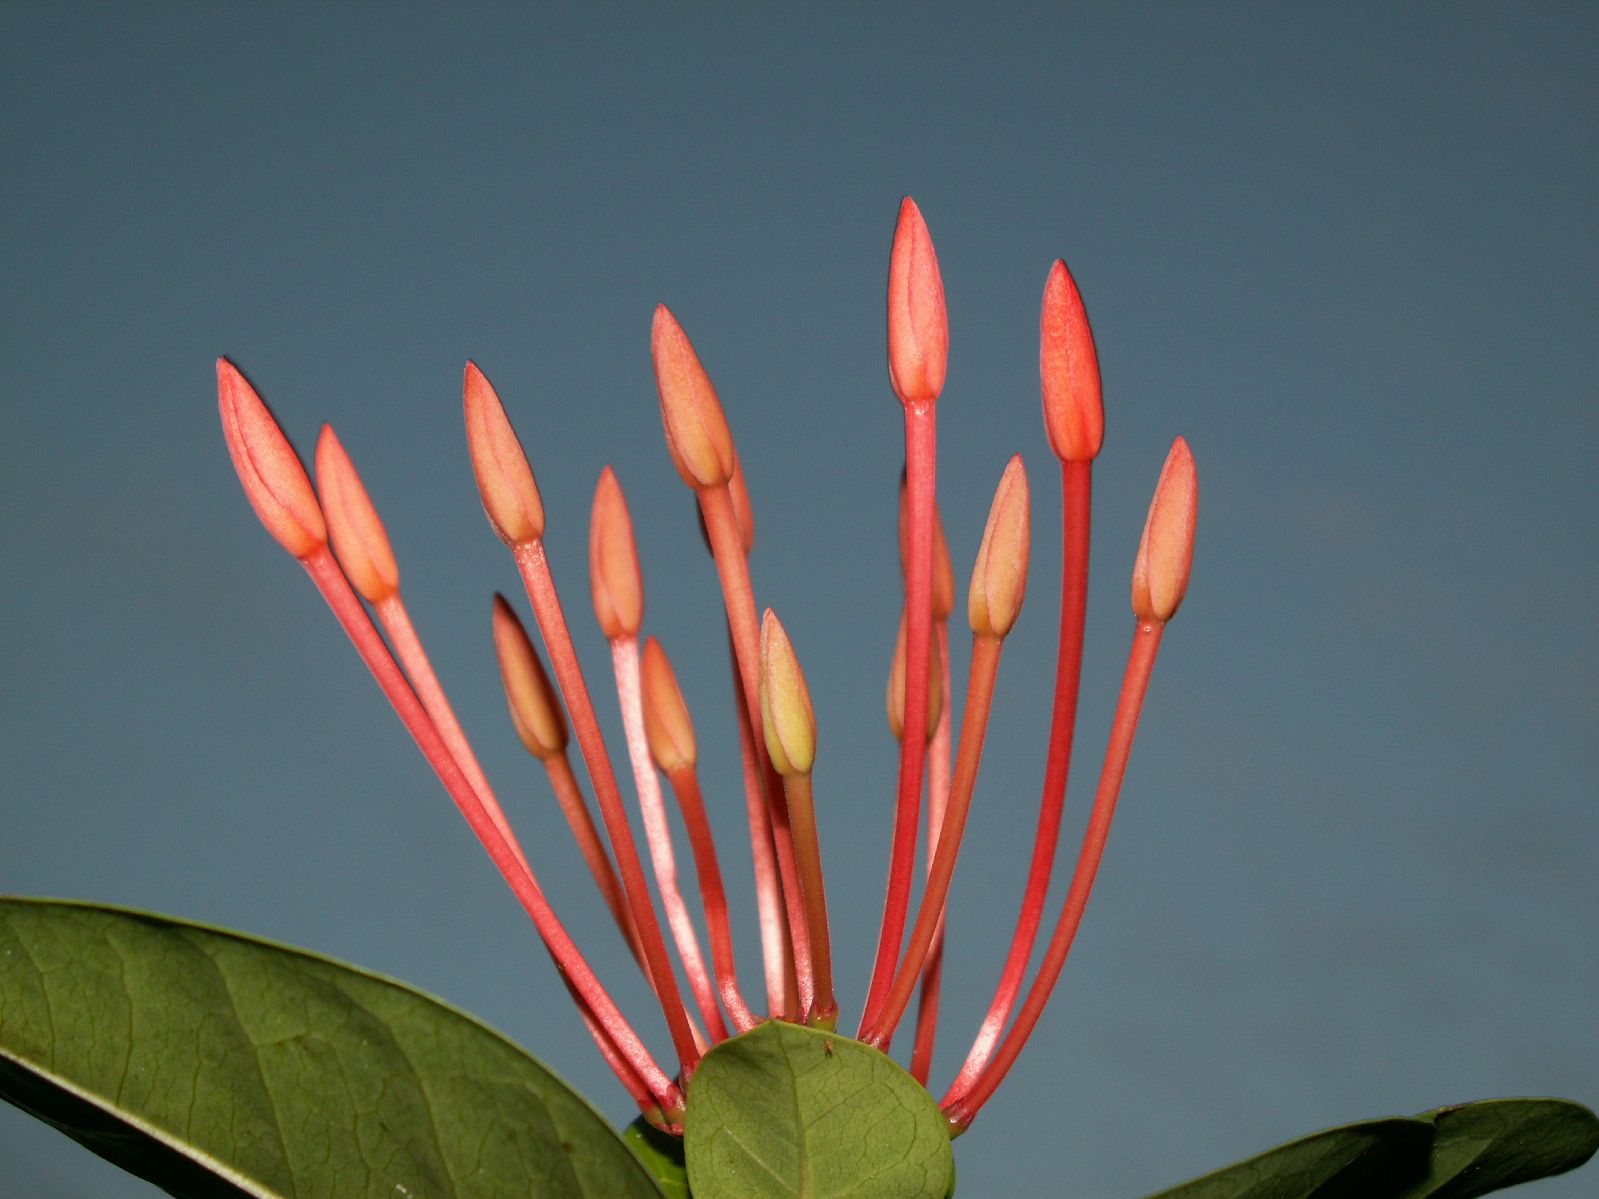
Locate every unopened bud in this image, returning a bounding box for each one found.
[1131,436,1197,623]
[464,362,544,545]
[640,636,697,773]
[588,466,644,640]
[315,425,400,603]
[886,197,949,407]
[1039,259,1104,462]
[759,610,816,777]
[217,358,326,559]
[651,305,736,490]
[491,594,568,758]
[968,455,1031,638]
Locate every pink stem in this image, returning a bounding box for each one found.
[910,620,954,1083]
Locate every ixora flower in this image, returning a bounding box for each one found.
[217,193,1188,1157]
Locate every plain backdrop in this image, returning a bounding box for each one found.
[3,4,1595,1196]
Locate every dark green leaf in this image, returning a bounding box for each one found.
[0,897,665,1198]
[684,1021,953,1198]
[1391,1098,1599,1199]
[1143,1116,1434,1199]
[625,1115,690,1199]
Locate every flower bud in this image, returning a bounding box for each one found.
[1039,259,1104,462]
[491,594,568,759]
[640,636,697,773]
[217,359,326,559]
[588,466,644,641]
[464,362,544,545]
[314,424,400,603]
[885,611,945,741]
[651,305,736,490]
[886,197,948,407]
[1131,436,1198,622]
[967,455,1031,639]
[759,609,816,777]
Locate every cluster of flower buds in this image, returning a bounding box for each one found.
[218,196,1196,1133]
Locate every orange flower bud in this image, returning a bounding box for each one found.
[588,466,644,641]
[216,358,326,559]
[463,362,544,545]
[491,594,568,759]
[1131,436,1198,623]
[897,475,955,621]
[968,455,1031,639]
[1039,259,1103,462]
[759,610,816,777]
[640,636,697,773]
[314,425,400,603]
[885,611,945,741]
[651,305,736,490]
[886,196,948,407]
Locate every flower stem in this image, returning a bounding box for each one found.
[948,458,1091,1094]
[943,621,1165,1124]
[612,636,729,1042]
[512,539,701,1073]
[862,401,937,1030]
[864,631,1002,1047]
[779,771,836,1027]
[909,619,954,1083]
[542,753,643,966]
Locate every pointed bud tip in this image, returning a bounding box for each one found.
[1040,259,1104,462]
[759,609,816,777]
[589,466,644,640]
[216,358,327,558]
[651,305,736,490]
[887,196,948,407]
[314,424,400,603]
[1131,437,1198,622]
[463,362,544,545]
[491,593,568,758]
[641,636,697,773]
[968,454,1031,638]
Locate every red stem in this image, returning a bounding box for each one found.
[944,621,1164,1124]
[948,458,1091,1095]
[864,632,1003,1047]
[862,401,937,1030]
[909,620,954,1083]
[299,547,678,1105]
[512,539,701,1073]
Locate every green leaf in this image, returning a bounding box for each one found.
[1143,1116,1434,1199]
[0,897,665,1199]
[624,1115,691,1199]
[1391,1098,1599,1199]
[683,1020,953,1199]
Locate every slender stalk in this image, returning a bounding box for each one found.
[512,539,701,1072]
[862,401,937,1029]
[299,546,678,1103]
[949,458,1091,1094]
[612,637,729,1042]
[729,633,796,1016]
[944,622,1164,1124]
[779,771,836,1026]
[666,762,757,1031]
[864,632,1002,1047]
[699,484,814,1012]
[910,620,954,1083]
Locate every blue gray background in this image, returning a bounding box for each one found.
[3,4,1595,1196]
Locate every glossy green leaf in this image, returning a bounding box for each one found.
[683,1021,953,1199]
[624,1115,691,1199]
[1144,1116,1434,1199]
[0,897,665,1199]
[1391,1098,1599,1198]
